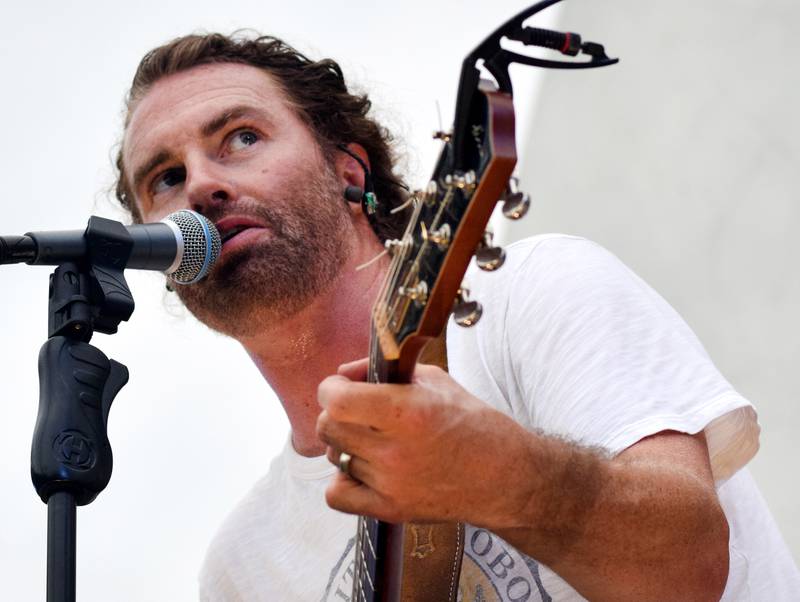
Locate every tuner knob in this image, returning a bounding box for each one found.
[475,231,505,271]
[454,301,483,327]
[453,285,482,327]
[476,247,506,271]
[501,177,531,220]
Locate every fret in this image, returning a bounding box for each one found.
[358,542,376,593]
[353,517,364,599]
[363,518,378,561]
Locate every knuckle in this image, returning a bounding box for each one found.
[325,390,352,420]
[318,375,345,407]
[325,446,338,465]
[415,363,445,381]
[316,414,342,447]
[316,411,331,438]
[324,485,342,510]
[405,401,434,431]
[327,398,348,420]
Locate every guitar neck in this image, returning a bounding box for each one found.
[352,515,404,602]
[350,346,405,602]
[351,77,517,602]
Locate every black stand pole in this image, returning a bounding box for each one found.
[47,492,76,602]
[30,218,137,601]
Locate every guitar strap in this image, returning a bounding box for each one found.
[401,332,465,602]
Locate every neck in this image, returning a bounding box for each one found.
[238,234,388,457]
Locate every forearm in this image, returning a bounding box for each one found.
[490,428,729,602]
[317,364,729,600]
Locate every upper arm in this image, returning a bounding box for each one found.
[616,429,716,491]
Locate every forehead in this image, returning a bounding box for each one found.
[123,63,299,174]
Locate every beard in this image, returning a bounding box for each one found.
[174,162,353,338]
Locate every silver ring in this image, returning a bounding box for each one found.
[338,452,353,475]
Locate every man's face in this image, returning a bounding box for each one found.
[123,63,353,336]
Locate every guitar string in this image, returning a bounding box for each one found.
[354,195,423,601]
[387,184,455,323]
[354,258,387,602]
[384,198,425,333]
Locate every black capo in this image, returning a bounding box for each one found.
[450,0,618,169]
[468,0,618,94]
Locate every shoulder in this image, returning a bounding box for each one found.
[472,233,636,294]
[465,233,651,329]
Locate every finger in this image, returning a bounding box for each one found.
[337,357,369,381]
[318,376,416,430]
[324,447,377,488]
[317,409,381,456]
[411,362,448,384]
[325,473,402,523]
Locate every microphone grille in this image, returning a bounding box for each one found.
[164,210,221,284]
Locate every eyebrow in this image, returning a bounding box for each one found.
[130,104,274,194]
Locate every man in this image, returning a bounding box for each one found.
[115,33,797,601]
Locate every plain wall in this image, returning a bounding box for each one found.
[499,0,799,560]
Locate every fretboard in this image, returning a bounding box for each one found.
[349,331,405,601]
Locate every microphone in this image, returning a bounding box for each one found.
[0,210,221,284]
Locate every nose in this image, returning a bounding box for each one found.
[184,155,236,216]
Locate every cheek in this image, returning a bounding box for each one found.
[246,157,302,197]
[138,198,188,223]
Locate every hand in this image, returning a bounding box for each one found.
[316,358,535,526]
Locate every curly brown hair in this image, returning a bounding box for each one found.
[115,32,409,241]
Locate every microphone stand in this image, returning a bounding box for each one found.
[30,217,136,602]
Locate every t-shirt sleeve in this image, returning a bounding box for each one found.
[463,235,759,482]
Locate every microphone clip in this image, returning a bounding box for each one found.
[48,216,136,340]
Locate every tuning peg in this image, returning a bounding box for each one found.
[446,171,477,195]
[423,180,439,206]
[475,230,505,271]
[453,284,482,327]
[421,222,451,250]
[398,280,428,307]
[501,177,530,220]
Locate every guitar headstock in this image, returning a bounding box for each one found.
[372,80,524,380]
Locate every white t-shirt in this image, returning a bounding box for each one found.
[199,235,799,601]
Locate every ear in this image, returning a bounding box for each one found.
[335,143,370,190]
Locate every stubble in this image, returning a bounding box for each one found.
[174,161,353,337]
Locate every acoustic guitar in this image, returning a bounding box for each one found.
[350,1,617,599]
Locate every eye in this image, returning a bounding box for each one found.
[228,129,260,151]
[152,167,186,195]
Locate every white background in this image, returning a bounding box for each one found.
[1,1,796,601]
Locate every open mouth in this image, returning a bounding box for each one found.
[220,225,252,245]
[215,215,268,252]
